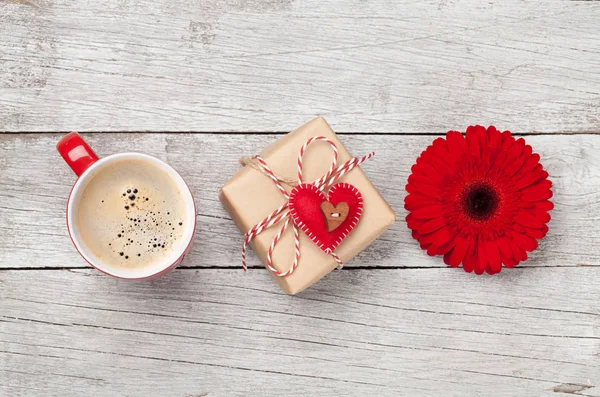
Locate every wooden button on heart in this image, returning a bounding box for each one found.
[320,201,349,232]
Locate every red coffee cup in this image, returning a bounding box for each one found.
[57,132,196,279]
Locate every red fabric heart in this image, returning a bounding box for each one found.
[289,183,363,253]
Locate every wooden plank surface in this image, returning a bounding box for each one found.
[1,0,599,133]
[1,133,599,270]
[2,0,600,395]
[1,268,600,396]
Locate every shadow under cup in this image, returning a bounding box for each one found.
[67,153,196,279]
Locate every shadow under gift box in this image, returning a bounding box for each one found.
[219,117,396,294]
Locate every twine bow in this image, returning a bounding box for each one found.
[241,136,375,276]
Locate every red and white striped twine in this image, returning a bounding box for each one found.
[241,136,375,277]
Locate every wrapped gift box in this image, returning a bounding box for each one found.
[219,117,396,294]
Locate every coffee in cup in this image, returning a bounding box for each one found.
[58,133,196,279]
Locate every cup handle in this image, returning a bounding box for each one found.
[57,132,99,177]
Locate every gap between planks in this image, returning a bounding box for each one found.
[0,265,598,271]
[1,131,600,136]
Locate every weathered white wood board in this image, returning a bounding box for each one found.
[1,133,599,269]
[1,268,599,396]
[1,0,599,133]
[2,0,600,394]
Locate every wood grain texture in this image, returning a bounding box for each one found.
[1,0,599,133]
[1,268,599,396]
[2,0,599,394]
[1,133,599,270]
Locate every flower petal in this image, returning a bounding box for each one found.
[488,126,503,163]
[418,217,447,234]
[503,254,518,268]
[412,206,444,220]
[476,125,490,160]
[404,194,439,211]
[443,252,452,266]
[437,239,455,256]
[501,130,516,151]
[449,236,469,268]
[504,155,525,178]
[485,241,502,274]
[414,161,443,184]
[446,131,468,158]
[513,167,545,191]
[509,239,523,261]
[426,227,453,256]
[521,188,553,202]
[466,126,481,159]
[526,225,549,239]
[517,214,547,229]
[406,213,425,231]
[418,229,441,247]
[475,237,488,275]
[430,138,456,172]
[521,155,541,174]
[463,251,476,273]
[533,200,554,211]
[515,233,538,252]
[406,181,442,198]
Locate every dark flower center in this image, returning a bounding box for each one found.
[463,183,499,220]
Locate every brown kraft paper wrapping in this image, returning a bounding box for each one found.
[219,117,396,294]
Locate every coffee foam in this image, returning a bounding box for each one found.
[75,158,189,273]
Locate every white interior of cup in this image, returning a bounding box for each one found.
[67,153,196,279]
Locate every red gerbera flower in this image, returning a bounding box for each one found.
[405,125,553,275]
